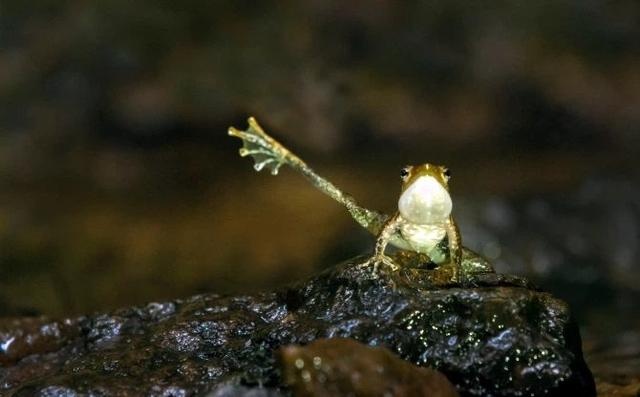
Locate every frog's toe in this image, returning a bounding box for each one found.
[356,255,400,280]
[355,258,373,269]
[381,256,399,272]
[354,258,378,277]
[442,262,463,284]
[372,255,399,273]
[229,118,287,175]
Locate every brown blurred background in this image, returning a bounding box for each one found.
[1,0,639,362]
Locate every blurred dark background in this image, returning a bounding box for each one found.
[0,1,639,376]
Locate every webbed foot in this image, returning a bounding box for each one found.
[228,117,290,175]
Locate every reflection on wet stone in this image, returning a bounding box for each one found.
[1,257,595,396]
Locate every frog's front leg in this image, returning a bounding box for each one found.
[444,216,463,283]
[359,213,403,275]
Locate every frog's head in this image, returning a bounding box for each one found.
[398,163,452,225]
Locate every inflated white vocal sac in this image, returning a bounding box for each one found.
[398,176,452,225]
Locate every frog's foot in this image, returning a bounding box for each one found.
[432,262,463,285]
[228,117,290,175]
[374,255,400,274]
[357,254,399,277]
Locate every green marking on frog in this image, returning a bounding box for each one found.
[229,117,494,283]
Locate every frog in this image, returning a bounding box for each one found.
[228,117,494,283]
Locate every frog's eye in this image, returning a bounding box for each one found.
[400,167,410,180]
[443,167,451,181]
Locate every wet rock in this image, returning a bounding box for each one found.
[278,338,458,397]
[0,317,83,366]
[1,256,595,396]
[456,179,640,386]
[205,384,284,397]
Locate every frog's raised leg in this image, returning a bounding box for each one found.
[229,117,389,236]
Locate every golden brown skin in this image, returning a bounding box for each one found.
[400,164,450,191]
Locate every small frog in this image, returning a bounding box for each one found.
[367,164,462,279]
[229,117,493,283]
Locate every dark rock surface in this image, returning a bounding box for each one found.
[278,338,458,397]
[1,256,595,396]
